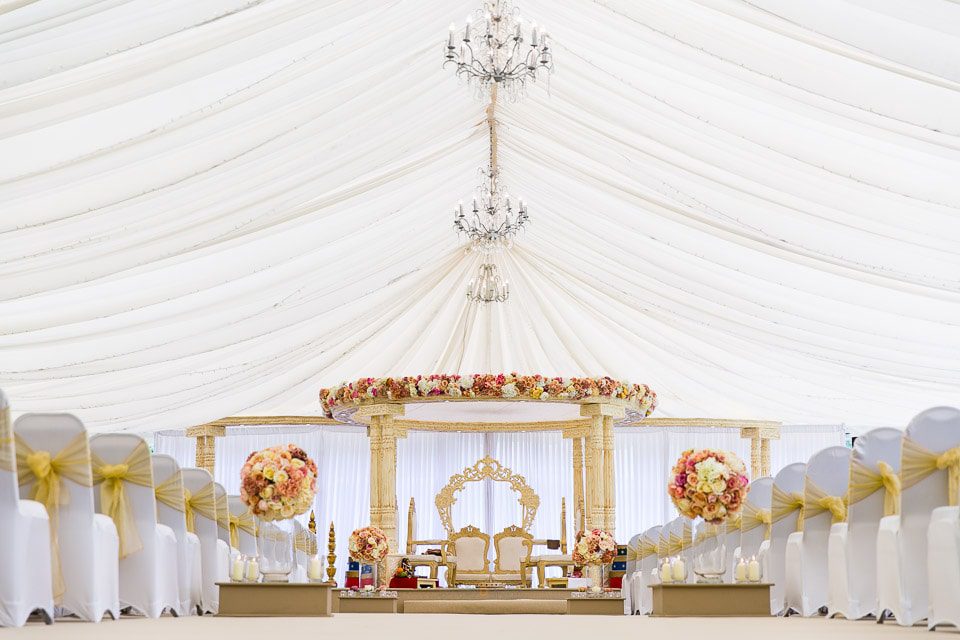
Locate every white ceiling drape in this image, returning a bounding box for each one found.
[1,0,958,432]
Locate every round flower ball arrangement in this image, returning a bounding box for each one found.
[240,444,319,582]
[348,526,390,591]
[665,448,750,583]
[572,528,617,592]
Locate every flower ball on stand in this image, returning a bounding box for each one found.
[572,528,617,592]
[349,526,390,590]
[240,444,319,582]
[666,448,749,583]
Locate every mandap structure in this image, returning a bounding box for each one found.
[185,373,781,552]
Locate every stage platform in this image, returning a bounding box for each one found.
[332,588,622,615]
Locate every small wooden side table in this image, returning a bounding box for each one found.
[566,596,624,615]
[217,582,333,617]
[651,583,771,617]
[338,594,398,613]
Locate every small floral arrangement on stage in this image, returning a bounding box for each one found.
[240,444,318,520]
[320,374,657,417]
[668,449,749,524]
[572,529,617,565]
[349,526,389,564]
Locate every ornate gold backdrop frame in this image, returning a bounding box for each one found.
[435,456,540,535]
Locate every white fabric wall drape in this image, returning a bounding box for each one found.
[155,423,844,581]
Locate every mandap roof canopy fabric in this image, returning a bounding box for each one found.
[0,0,958,433]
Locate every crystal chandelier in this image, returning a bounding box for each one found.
[466,262,510,303]
[454,167,528,253]
[444,0,553,100]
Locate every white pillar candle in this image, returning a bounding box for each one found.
[671,558,685,582]
[734,559,747,582]
[245,558,259,582]
[308,555,323,581]
[747,557,761,582]
[659,561,672,584]
[230,556,245,582]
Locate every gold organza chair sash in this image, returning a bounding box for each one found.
[901,437,960,506]
[91,440,153,559]
[184,482,217,534]
[848,459,900,516]
[667,532,682,555]
[229,510,256,549]
[155,471,185,513]
[740,503,772,538]
[771,484,805,531]
[217,501,230,534]
[295,530,317,555]
[804,480,847,524]
[0,407,14,473]
[726,513,742,532]
[15,431,93,602]
[682,524,692,547]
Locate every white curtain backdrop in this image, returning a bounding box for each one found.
[0,0,957,433]
[154,423,844,582]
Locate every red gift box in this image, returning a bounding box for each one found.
[389,577,419,589]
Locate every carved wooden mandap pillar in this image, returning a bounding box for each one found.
[578,403,625,537]
[357,404,406,552]
[186,423,226,475]
[571,435,585,532]
[740,425,781,478]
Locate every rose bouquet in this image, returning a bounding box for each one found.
[572,528,617,565]
[349,526,389,564]
[240,444,318,521]
[668,449,749,524]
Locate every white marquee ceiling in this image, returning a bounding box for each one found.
[0,0,958,433]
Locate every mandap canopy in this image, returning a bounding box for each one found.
[0,0,958,433]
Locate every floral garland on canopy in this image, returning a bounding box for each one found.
[319,373,657,418]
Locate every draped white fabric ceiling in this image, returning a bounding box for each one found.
[1,0,958,432]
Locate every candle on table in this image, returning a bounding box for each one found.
[747,557,761,582]
[659,560,672,583]
[734,558,747,582]
[245,558,259,582]
[230,555,245,582]
[308,555,323,581]
[671,558,685,582]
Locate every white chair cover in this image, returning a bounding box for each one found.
[227,495,258,557]
[292,519,314,583]
[0,392,53,627]
[721,516,741,584]
[769,462,806,615]
[827,428,901,620]
[15,413,119,622]
[637,525,662,614]
[89,434,179,618]
[786,446,851,617]
[622,533,641,614]
[181,468,227,614]
[927,505,960,630]
[878,407,960,626]
[151,454,202,616]
[212,483,235,587]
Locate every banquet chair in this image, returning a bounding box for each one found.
[527,498,572,587]
[0,391,53,627]
[634,525,662,614]
[227,495,258,557]
[292,519,316,583]
[89,434,180,618]
[739,477,773,583]
[14,413,120,622]
[152,454,203,616]
[878,406,960,627]
[404,497,444,579]
[769,462,806,615]
[827,428,901,620]
[181,468,228,614]
[623,533,641,613]
[927,500,960,630]
[785,446,851,617]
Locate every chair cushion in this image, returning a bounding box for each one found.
[406,554,440,563]
[530,554,572,562]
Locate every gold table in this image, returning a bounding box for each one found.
[651,583,772,617]
[217,582,333,617]
[566,596,624,615]
[338,594,398,613]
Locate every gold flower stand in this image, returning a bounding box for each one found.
[651,583,771,617]
[216,582,333,617]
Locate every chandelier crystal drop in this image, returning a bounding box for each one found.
[444,0,554,100]
[454,167,529,253]
[467,262,510,304]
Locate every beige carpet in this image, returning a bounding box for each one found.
[7,615,947,639]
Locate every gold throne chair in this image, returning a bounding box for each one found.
[434,457,539,587]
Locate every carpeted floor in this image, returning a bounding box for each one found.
[7,615,953,639]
